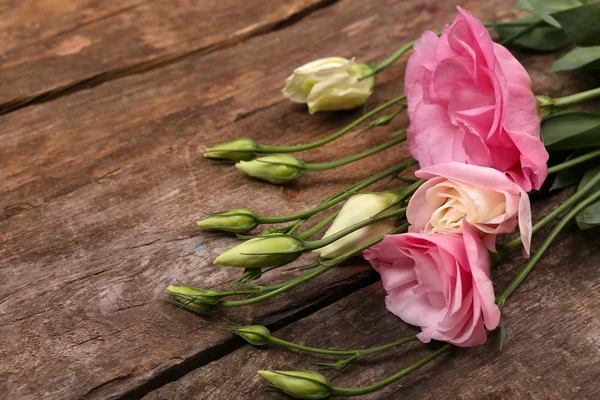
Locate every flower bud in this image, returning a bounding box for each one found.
[166,285,220,314]
[229,325,271,346]
[236,154,305,184]
[203,137,259,161]
[214,235,304,268]
[314,193,400,259]
[196,209,259,233]
[258,370,332,399]
[282,57,375,114]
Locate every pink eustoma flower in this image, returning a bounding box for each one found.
[405,6,548,192]
[364,222,501,347]
[407,162,532,256]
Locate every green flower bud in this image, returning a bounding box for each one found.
[229,325,271,346]
[236,154,305,184]
[166,285,220,314]
[196,209,259,233]
[282,57,375,114]
[314,192,401,259]
[258,370,332,399]
[214,235,304,268]
[203,137,259,161]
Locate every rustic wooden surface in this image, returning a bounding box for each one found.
[0,1,598,399]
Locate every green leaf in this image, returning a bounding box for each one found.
[576,165,600,230]
[515,0,585,28]
[499,320,507,351]
[552,2,600,47]
[550,46,600,72]
[542,111,600,150]
[550,150,593,191]
[495,16,570,52]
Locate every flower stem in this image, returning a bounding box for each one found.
[267,335,417,356]
[220,223,409,308]
[539,87,600,108]
[502,171,600,251]
[305,134,406,171]
[258,159,417,224]
[361,41,417,80]
[498,19,544,46]
[330,344,452,396]
[547,148,600,174]
[303,208,407,250]
[297,211,340,240]
[497,183,600,309]
[259,95,406,153]
[361,19,536,81]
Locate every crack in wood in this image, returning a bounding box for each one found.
[115,269,380,400]
[0,0,340,117]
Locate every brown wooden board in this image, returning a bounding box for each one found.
[0,0,332,113]
[0,0,599,399]
[145,192,600,399]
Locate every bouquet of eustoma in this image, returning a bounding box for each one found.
[164,2,600,398]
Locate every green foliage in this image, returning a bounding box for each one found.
[550,150,594,191]
[494,16,570,51]
[514,0,585,28]
[576,165,600,230]
[542,111,600,150]
[552,2,600,47]
[551,46,600,72]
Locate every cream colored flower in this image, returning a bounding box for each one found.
[282,57,375,114]
[314,193,400,259]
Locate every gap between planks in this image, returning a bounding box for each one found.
[110,270,380,400]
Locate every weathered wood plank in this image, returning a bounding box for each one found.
[143,192,600,399]
[0,1,500,398]
[0,0,333,112]
[0,0,596,399]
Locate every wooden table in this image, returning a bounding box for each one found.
[1,1,599,399]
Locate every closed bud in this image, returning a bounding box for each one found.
[282,57,375,114]
[203,138,259,161]
[214,235,304,268]
[229,325,271,346]
[314,193,400,259]
[166,285,220,314]
[197,209,259,233]
[258,370,332,399]
[236,154,305,184]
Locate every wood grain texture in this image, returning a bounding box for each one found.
[143,192,600,400]
[1,0,599,399]
[0,0,332,112]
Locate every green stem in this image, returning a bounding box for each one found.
[259,159,417,223]
[361,41,417,80]
[497,184,600,309]
[503,171,600,251]
[540,87,600,108]
[267,335,417,356]
[220,265,330,308]
[220,223,409,308]
[305,134,406,171]
[548,149,600,175]
[297,211,340,240]
[259,95,406,153]
[330,344,452,396]
[499,20,544,46]
[360,20,534,81]
[303,208,407,250]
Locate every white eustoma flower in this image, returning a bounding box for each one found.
[282,57,375,114]
[314,193,400,259]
